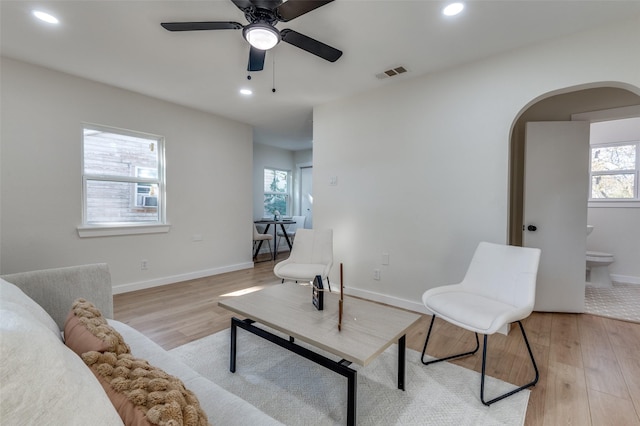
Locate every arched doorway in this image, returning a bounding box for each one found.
[508,83,640,313]
[509,84,640,245]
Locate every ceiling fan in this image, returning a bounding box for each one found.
[161,0,342,72]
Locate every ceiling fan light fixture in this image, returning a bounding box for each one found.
[243,23,280,50]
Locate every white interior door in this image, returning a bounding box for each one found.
[524,121,590,312]
[300,166,313,228]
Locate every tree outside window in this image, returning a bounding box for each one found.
[264,168,289,217]
[590,142,638,200]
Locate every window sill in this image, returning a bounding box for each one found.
[588,201,640,208]
[77,223,171,238]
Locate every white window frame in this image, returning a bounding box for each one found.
[263,167,291,218]
[588,140,640,208]
[77,123,170,237]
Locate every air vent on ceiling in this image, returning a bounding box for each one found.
[376,66,408,80]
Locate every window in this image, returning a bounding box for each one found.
[589,141,639,201]
[263,168,289,217]
[80,124,167,236]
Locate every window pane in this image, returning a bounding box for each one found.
[591,145,636,172]
[264,194,287,217]
[84,128,158,177]
[264,169,288,193]
[86,180,159,223]
[591,174,635,199]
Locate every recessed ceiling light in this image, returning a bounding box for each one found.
[240,89,253,96]
[443,3,464,17]
[32,10,60,24]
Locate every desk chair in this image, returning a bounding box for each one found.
[421,241,541,406]
[274,229,333,291]
[276,215,306,252]
[253,224,273,261]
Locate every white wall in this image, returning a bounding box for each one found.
[1,58,254,292]
[294,150,312,165]
[313,17,640,312]
[587,117,640,283]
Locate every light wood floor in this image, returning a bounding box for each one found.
[114,258,640,426]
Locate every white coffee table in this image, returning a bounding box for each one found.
[219,283,421,425]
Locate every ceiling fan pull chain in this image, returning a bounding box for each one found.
[272,51,277,93]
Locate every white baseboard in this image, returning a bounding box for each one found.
[112,262,254,295]
[611,274,640,285]
[344,286,429,315]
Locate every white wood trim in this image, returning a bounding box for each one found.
[77,223,171,238]
[112,262,254,294]
[572,105,640,122]
[344,286,429,314]
[611,274,640,285]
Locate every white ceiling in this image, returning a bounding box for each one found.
[2,1,640,151]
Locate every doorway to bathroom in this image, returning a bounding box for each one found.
[576,112,640,323]
[508,84,640,319]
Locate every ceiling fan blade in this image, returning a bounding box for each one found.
[276,0,334,22]
[161,22,243,31]
[230,0,255,12]
[251,0,285,9]
[248,46,266,71]
[280,29,342,62]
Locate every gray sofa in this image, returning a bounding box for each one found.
[1,264,282,425]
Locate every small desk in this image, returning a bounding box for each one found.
[253,219,295,261]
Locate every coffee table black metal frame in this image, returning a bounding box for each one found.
[229,317,407,426]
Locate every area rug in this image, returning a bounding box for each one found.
[169,328,529,425]
[585,282,640,323]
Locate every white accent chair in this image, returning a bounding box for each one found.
[273,229,333,291]
[421,241,541,406]
[253,224,273,261]
[276,215,306,251]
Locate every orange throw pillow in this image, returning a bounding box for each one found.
[64,298,130,356]
[82,351,209,426]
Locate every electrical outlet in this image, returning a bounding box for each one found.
[373,269,381,280]
[382,253,389,265]
[141,260,148,270]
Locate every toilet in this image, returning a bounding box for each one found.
[586,225,614,287]
[586,251,615,287]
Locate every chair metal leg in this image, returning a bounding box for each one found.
[422,317,538,405]
[253,240,273,263]
[480,320,539,406]
[421,315,480,365]
[279,277,331,292]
